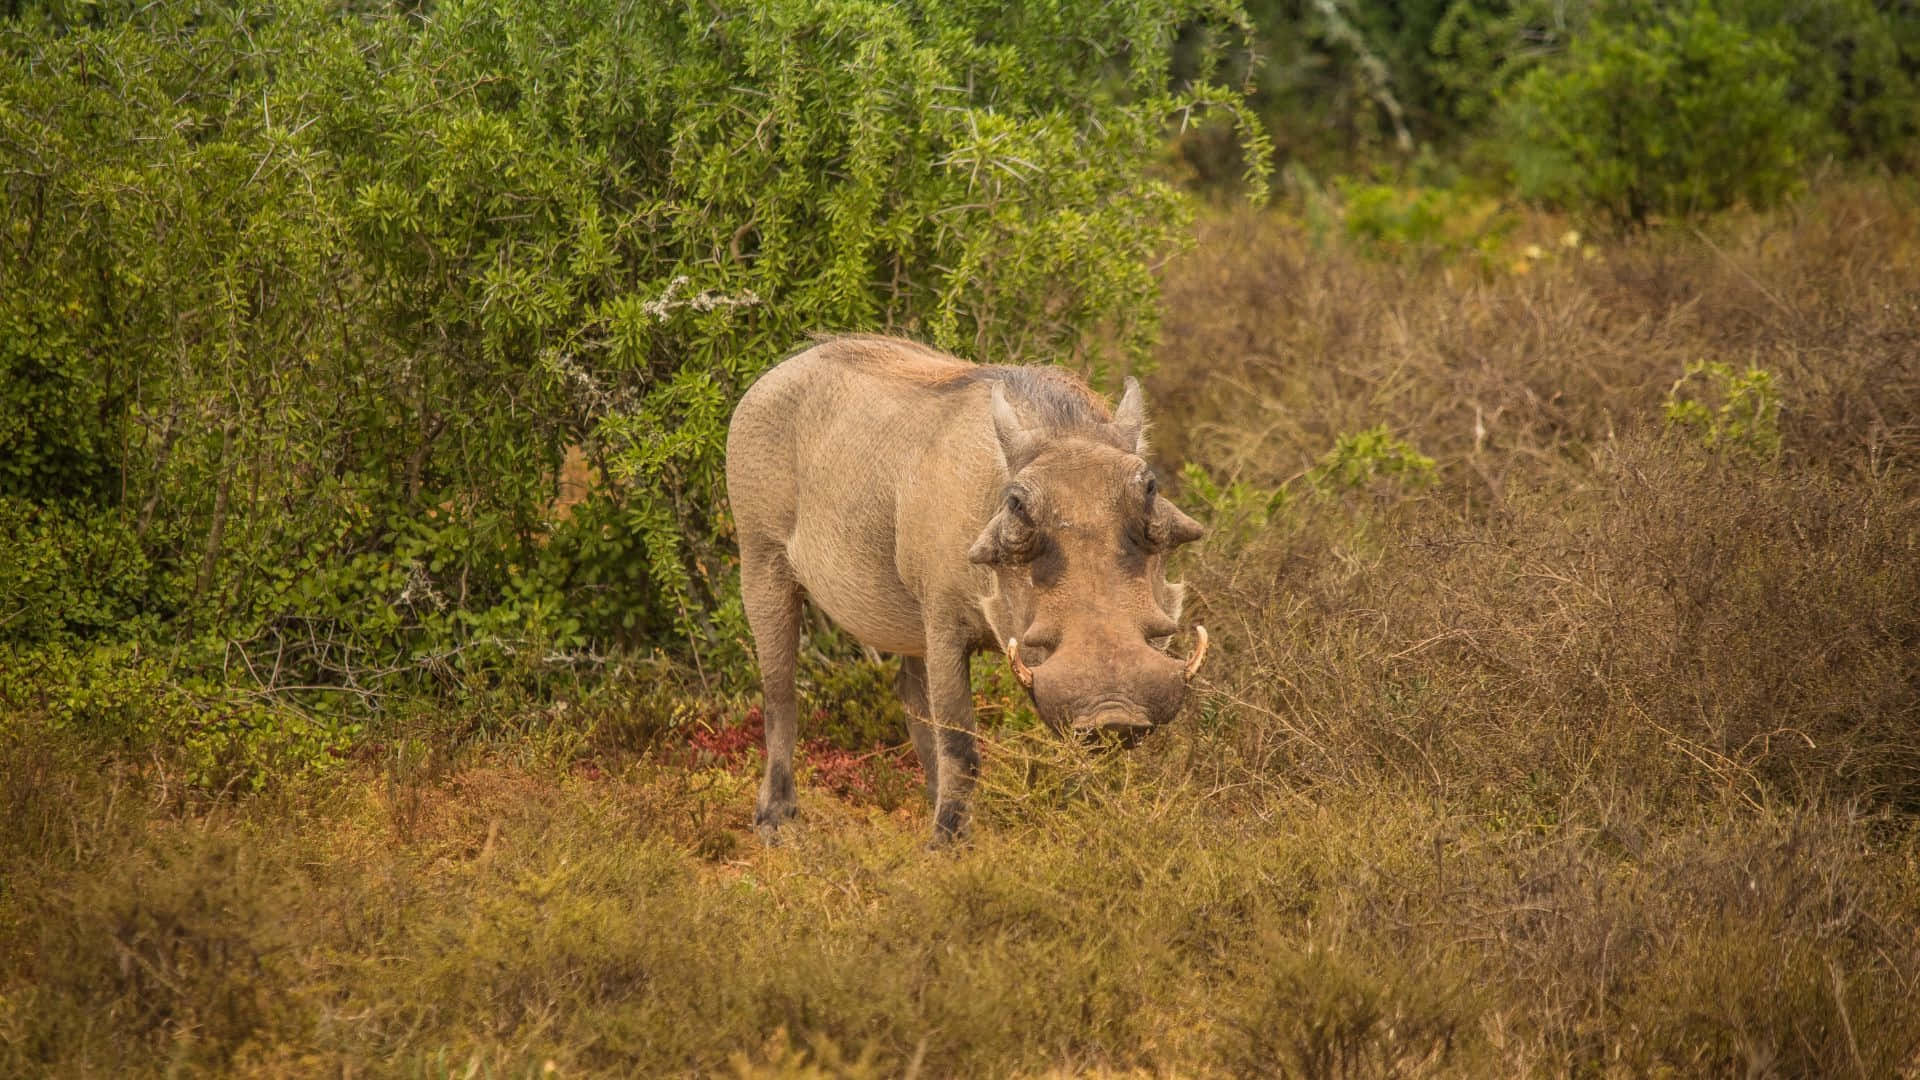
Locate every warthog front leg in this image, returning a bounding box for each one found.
[925,633,979,845]
[895,656,939,806]
[741,545,801,837]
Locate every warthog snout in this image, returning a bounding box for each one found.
[1071,707,1156,749]
[1005,625,1209,742]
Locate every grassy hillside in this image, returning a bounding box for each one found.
[5,181,1920,1076]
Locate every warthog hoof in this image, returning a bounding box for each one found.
[930,801,972,847]
[753,799,798,840]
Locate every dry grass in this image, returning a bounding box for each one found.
[5,179,1920,1076]
[1153,179,1920,484]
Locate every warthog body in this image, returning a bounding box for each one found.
[726,334,1207,842]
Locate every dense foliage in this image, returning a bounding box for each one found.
[1204,0,1916,210]
[1,0,1265,724]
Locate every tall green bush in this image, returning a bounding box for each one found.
[0,0,1266,696]
[1500,4,1830,225]
[1731,0,1919,162]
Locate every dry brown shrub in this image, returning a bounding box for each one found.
[1128,179,1920,1073]
[1153,180,1920,493]
[1155,181,1920,815]
[1182,441,1920,812]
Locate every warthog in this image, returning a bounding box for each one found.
[726,334,1208,842]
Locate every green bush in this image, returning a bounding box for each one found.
[1664,361,1784,459]
[1731,0,1920,164]
[1308,423,1438,493]
[0,643,355,792]
[1335,180,1513,261]
[1429,1,1587,131]
[0,295,124,503]
[1205,0,1915,183]
[0,0,1265,697]
[1500,4,1832,225]
[0,498,180,646]
[1178,424,1436,554]
[1206,0,1555,167]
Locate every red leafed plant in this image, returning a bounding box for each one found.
[672,706,923,811]
[681,706,765,770]
[800,738,923,811]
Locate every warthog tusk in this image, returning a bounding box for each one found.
[1183,625,1209,683]
[1005,637,1035,689]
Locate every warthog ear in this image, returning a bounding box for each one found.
[1112,376,1148,455]
[989,384,1037,471]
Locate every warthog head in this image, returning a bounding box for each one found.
[967,378,1207,743]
